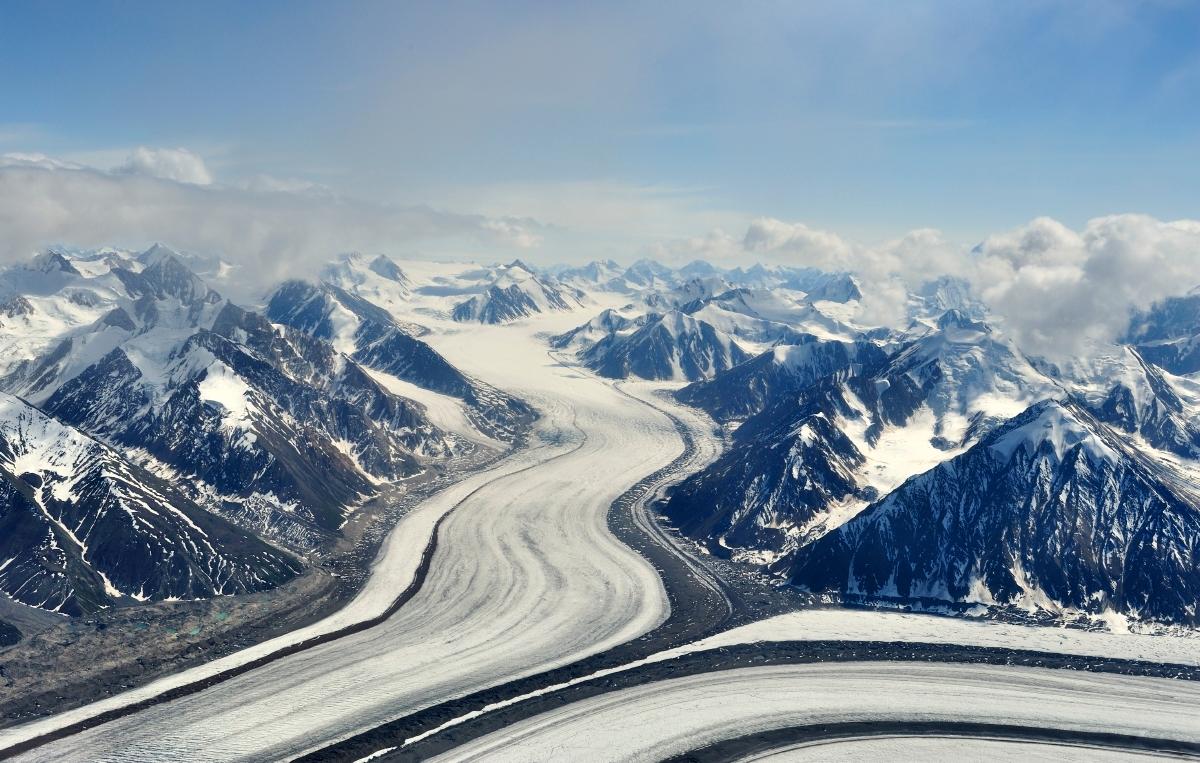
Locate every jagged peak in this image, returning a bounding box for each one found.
[137,242,187,267]
[135,247,219,305]
[30,249,82,276]
[368,254,408,283]
[987,399,1118,466]
[936,308,990,333]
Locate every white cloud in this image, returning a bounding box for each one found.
[974,214,1200,359]
[116,147,214,185]
[744,218,856,266]
[237,174,333,196]
[741,218,963,325]
[0,156,544,293]
[422,180,743,263]
[645,229,741,265]
[727,214,1200,359]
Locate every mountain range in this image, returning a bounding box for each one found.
[3,247,1199,631]
[0,246,534,614]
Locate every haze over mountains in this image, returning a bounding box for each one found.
[2,243,1199,632]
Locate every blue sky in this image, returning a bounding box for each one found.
[2,1,1198,262]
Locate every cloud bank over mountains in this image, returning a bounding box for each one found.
[116,146,214,185]
[0,150,543,287]
[3,147,1199,359]
[738,213,1200,359]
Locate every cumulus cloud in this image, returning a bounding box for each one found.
[973,214,1200,359]
[743,218,856,266]
[732,214,1200,359]
[0,156,543,293]
[742,218,965,326]
[644,228,741,265]
[117,146,214,185]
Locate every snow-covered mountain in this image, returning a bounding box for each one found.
[679,287,860,346]
[35,300,454,548]
[1076,345,1200,459]
[0,246,536,614]
[715,263,862,302]
[322,251,413,295]
[550,259,625,291]
[1125,291,1200,375]
[666,276,734,306]
[663,310,1059,565]
[908,276,986,322]
[621,258,676,290]
[451,260,584,323]
[788,400,1200,626]
[578,310,750,381]
[267,279,534,440]
[779,269,862,303]
[4,245,1198,632]
[548,308,643,352]
[662,289,1200,626]
[676,335,888,421]
[0,392,300,615]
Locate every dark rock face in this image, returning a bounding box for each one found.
[549,309,639,351]
[665,399,867,559]
[662,315,1055,568]
[664,299,1200,625]
[452,283,568,323]
[788,401,1200,626]
[662,348,929,560]
[0,296,33,320]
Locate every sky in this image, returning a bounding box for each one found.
[1,0,1198,328]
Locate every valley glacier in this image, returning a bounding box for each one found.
[0,248,1197,762]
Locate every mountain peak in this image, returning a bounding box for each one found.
[138,242,184,267]
[506,258,535,275]
[936,308,990,333]
[368,254,408,283]
[30,249,82,276]
[988,399,1117,465]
